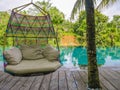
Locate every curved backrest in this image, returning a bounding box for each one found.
[4,3,59,50]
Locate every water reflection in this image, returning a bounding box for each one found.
[60,46,120,67]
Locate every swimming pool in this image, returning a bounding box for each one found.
[0,46,120,71]
[0,48,4,71]
[60,46,120,67]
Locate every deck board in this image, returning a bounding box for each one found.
[0,75,13,89]
[20,76,36,90]
[49,71,59,90]
[39,73,51,90]
[107,70,120,89]
[0,67,120,90]
[72,71,86,90]
[0,72,9,82]
[65,71,78,90]
[83,71,108,90]
[2,75,20,90]
[100,69,120,90]
[11,77,29,90]
[78,71,87,83]
[59,71,68,90]
[99,71,116,90]
[30,76,44,90]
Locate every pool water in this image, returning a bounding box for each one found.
[0,48,4,71]
[60,46,120,67]
[0,47,120,71]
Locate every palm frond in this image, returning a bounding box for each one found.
[70,0,99,20]
[96,0,118,10]
[70,0,85,20]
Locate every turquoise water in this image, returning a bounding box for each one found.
[60,47,120,67]
[0,48,4,71]
[0,48,3,61]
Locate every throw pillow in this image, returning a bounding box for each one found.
[20,45,44,60]
[43,45,59,61]
[3,47,22,65]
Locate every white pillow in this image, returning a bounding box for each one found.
[43,45,59,61]
[20,45,44,60]
[3,47,22,65]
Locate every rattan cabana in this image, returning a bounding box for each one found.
[4,1,59,50]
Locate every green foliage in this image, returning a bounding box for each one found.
[95,10,109,47]
[107,15,120,47]
[49,7,64,25]
[0,12,10,46]
[1,1,120,48]
[73,11,87,46]
[72,10,120,47]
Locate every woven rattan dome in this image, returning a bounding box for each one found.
[4,2,59,50]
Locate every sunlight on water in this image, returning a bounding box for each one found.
[105,56,120,66]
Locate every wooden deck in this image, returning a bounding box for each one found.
[0,67,120,90]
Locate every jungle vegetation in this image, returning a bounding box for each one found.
[0,0,120,89]
[0,1,120,47]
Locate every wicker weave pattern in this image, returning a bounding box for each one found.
[5,3,59,48]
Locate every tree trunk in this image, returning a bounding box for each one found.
[85,0,101,89]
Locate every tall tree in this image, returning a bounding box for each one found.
[85,0,100,88]
[71,0,117,89]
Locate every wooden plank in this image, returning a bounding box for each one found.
[85,70,107,90]
[0,75,13,89]
[49,71,59,90]
[100,69,120,90]
[73,71,86,90]
[116,70,120,74]
[107,69,120,89]
[65,71,77,90]
[39,73,51,90]
[58,71,68,90]
[11,77,28,90]
[107,69,120,79]
[0,68,120,90]
[0,72,9,82]
[103,69,120,79]
[78,71,87,83]
[99,71,115,90]
[20,76,36,90]
[30,75,44,90]
[79,71,107,90]
[0,71,4,76]
[2,76,20,90]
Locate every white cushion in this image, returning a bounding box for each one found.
[3,47,22,65]
[43,45,59,61]
[5,59,61,74]
[20,45,44,60]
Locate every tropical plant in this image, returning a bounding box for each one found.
[0,12,10,46]
[109,15,120,46]
[71,0,118,89]
[73,10,109,47]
